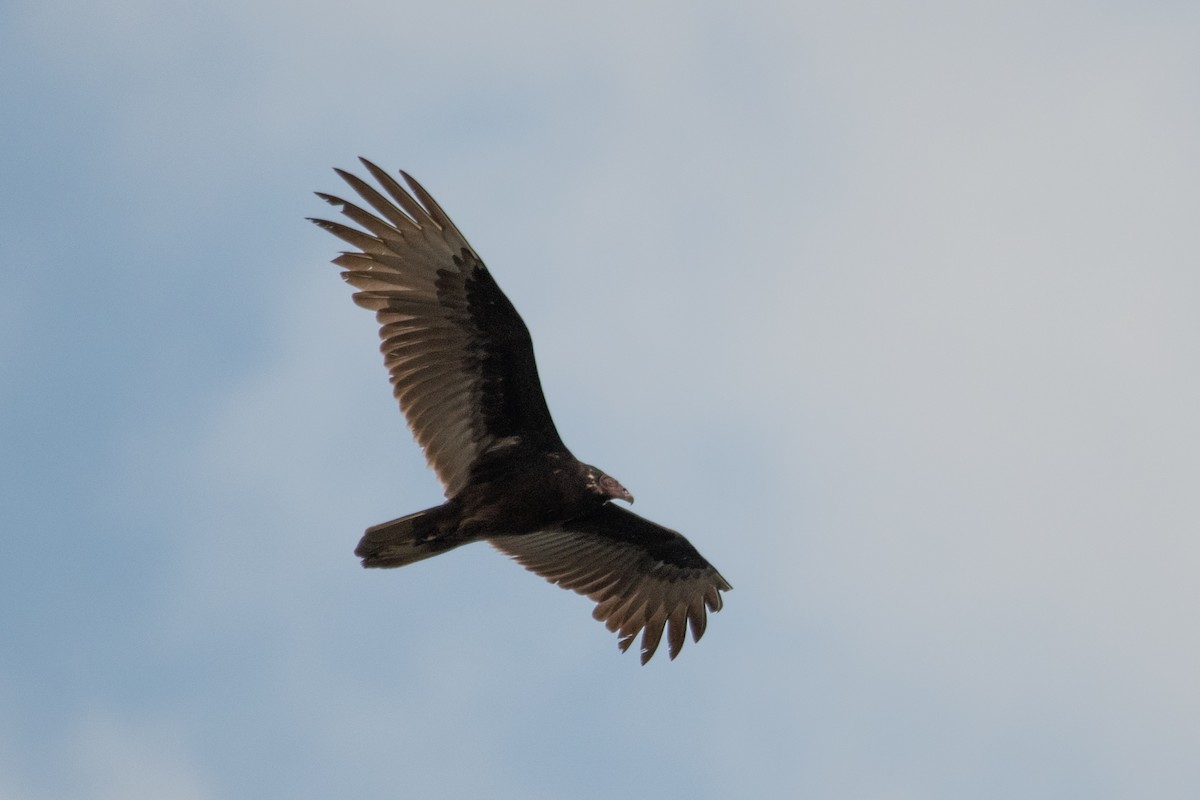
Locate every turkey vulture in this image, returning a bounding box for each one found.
[310,160,730,663]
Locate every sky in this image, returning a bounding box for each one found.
[3,0,1199,797]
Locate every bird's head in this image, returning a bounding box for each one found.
[584,466,634,504]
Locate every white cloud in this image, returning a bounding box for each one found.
[69,713,212,800]
[0,697,212,800]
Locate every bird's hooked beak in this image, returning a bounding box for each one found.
[596,471,634,504]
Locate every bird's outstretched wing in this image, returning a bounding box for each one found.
[310,160,567,497]
[489,504,731,664]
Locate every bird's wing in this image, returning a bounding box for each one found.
[489,504,731,664]
[310,160,567,497]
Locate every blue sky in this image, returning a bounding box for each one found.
[3,0,1199,797]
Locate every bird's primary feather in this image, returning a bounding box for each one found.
[489,504,731,663]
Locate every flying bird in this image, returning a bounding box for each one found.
[310,160,730,663]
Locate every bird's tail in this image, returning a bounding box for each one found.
[354,505,471,568]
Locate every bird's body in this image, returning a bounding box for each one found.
[311,160,730,663]
[358,450,609,565]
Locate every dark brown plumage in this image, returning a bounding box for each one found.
[310,160,730,663]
